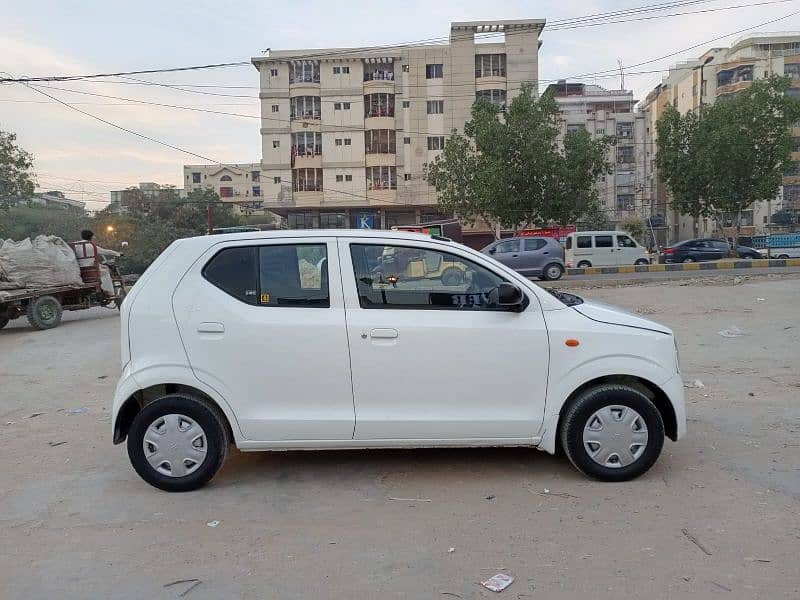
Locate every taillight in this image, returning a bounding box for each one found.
[663,247,675,255]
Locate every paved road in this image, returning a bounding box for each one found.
[550,265,800,284]
[1,281,799,599]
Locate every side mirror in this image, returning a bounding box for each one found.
[488,247,496,255]
[490,282,525,310]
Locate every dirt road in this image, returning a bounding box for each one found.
[1,278,798,599]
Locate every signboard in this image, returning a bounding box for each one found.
[519,226,576,243]
[357,213,376,229]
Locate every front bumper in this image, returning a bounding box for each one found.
[659,373,687,441]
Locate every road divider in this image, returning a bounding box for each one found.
[567,258,800,276]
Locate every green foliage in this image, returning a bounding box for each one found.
[426,86,613,230]
[619,215,646,243]
[0,129,35,208]
[576,203,612,230]
[657,76,800,230]
[0,206,90,240]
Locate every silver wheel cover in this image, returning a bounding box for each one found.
[583,405,648,468]
[143,414,208,477]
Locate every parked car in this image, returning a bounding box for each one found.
[564,231,650,268]
[659,238,761,263]
[113,230,685,491]
[481,236,565,280]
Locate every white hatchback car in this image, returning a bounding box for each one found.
[113,230,685,491]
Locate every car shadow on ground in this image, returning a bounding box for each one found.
[210,446,581,491]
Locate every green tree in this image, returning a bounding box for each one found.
[657,76,800,242]
[426,87,613,233]
[0,205,90,240]
[619,215,646,243]
[576,203,612,230]
[0,129,36,209]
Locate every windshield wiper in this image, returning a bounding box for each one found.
[547,288,584,306]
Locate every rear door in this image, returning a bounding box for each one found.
[520,238,548,275]
[615,233,642,265]
[172,238,355,441]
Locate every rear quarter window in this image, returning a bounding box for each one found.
[202,247,258,304]
[524,238,547,251]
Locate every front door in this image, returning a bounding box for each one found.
[615,233,640,265]
[491,238,525,272]
[172,238,355,441]
[339,239,549,441]
[592,234,616,266]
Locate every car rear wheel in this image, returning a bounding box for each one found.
[559,384,665,482]
[576,261,592,269]
[778,254,789,260]
[26,295,63,330]
[541,263,564,281]
[127,394,229,492]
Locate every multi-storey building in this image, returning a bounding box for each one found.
[251,19,545,230]
[182,163,266,215]
[644,34,800,242]
[546,81,649,230]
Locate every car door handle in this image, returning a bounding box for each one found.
[197,322,225,334]
[511,254,519,258]
[542,251,549,255]
[370,328,398,339]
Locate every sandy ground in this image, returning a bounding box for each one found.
[1,277,799,599]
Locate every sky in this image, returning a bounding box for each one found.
[1,0,798,210]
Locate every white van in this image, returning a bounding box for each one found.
[565,231,650,268]
[113,230,684,491]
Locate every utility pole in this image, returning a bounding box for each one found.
[207,200,215,234]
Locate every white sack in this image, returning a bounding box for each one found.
[0,235,83,288]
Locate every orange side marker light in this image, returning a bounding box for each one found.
[565,339,580,347]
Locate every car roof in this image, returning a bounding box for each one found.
[570,230,627,235]
[180,229,450,245]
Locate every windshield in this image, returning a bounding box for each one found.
[546,288,584,306]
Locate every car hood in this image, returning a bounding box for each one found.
[573,300,672,334]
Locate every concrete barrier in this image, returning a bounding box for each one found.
[566,258,800,276]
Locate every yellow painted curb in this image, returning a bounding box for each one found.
[681,263,700,270]
[618,265,635,273]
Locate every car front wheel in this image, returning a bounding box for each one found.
[682,257,694,263]
[127,394,230,492]
[559,384,665,482]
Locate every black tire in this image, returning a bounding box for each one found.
[441,266,464,286]
[635,258,650,266]
[541,262,564,281]
[576,260,592,269]
[26,295,63,330]
[682,257,694,263]
[127,394,230,492]
[777,254,789,260]
[0,316,9,330]
[559,384,665,482]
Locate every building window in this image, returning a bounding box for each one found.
[427,136,445,151]
[596,127,605,135]
[616,122,634,139]
[566,124,585,134]
[271,104,279,113]
[334,102,342,110]
[220,187,233,198]
[364,93,395,117]
[475,89,506,108]
[336,174,344,182]
[290,96,321,120]
[273,140,280,148]
[291,132,322,156]
[270,68,278,77]
[333,67,341,74]
[404,173,411,181]
[785,63,800,80]
[288,211,315,229]
[363,64,394,81]
[344,138,351,145]
[617,145,635,164]
[342,66,350,74]
[403,136,411,144]
[474,54,507,78]
[335,138,342,146]
[426,100,444,114]
[717,64,753,87]
[252,186,261,197]
[402,100,410,108]
[345,174,352,181]
[293,168,323,192]
[402,64,410,73]
[364,129,397,154]
[320,212,347,228]
[366,166,397,190]
[289,60,320,84]
[426,63,443,79]
[616,194,636,211]
[192,172,201,184]
[274,176,281,184]
[220,175,233,182]
[251,171,260,182]
[343,102,350,109]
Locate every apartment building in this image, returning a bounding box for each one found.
[25,190,85,212]
[182,163,266,215]
[251,19,545,230]
[546,81,649,229]
[644,34,800,242]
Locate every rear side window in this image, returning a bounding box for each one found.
[577,236,592,248]
[595,235,613,248]
[524,238,547,251]
[202,247,258,304]
[202,244,329,307]
[711,241,729,251]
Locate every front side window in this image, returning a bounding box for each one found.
[617,235,637,248]
[495,239,520,254]
[259,244,329,307]
[350,244,510,310]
